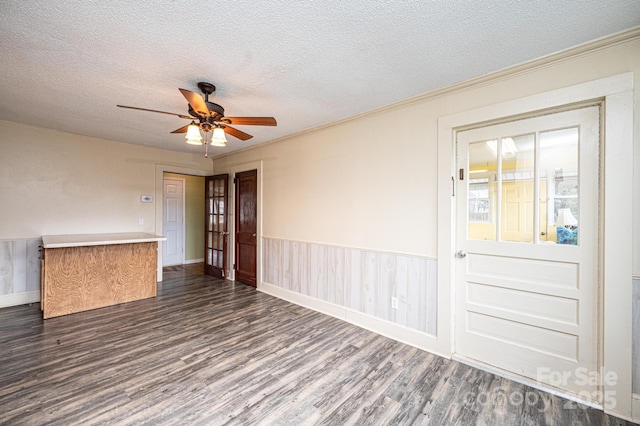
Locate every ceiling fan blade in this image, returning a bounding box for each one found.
[117,105,192,120]
[170,124,190,134]
[223,125,253,141]
[222,117,277,126]
[179,88,210,116]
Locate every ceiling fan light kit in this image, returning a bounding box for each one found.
[210,127,227,147]
[185,122,203,145]
[117,81,276,156]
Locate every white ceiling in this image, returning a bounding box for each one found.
[1,1,638,158]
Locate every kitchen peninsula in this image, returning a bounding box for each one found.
[41,232,165,319]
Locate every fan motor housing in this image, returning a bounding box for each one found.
[188,102,225,120]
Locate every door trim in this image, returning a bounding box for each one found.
[227,160,263,286]
[437,73,633,418]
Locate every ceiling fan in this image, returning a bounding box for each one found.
[117,82,276,152]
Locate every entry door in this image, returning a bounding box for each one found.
[204,174,229,278]
[162,178,184,266]
[455,106,600,400]
[234,170,257,286]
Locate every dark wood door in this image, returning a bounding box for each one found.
[204,174,229,278]
[234,170,257,286]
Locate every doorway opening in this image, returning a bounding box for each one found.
[162,172,205,277]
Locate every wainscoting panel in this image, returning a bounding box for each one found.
[0,239,41,308]
[263,238,437,335]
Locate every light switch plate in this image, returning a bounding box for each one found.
[140,195,153,203]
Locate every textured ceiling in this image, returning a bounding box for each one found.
[1,1,639,158]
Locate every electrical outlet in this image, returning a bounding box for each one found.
[138,218,144,225]
[391,296,398,309]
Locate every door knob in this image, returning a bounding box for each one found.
[252,233,257,237]
[455,250,467,258]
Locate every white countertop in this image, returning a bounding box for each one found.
[42,232,166,248]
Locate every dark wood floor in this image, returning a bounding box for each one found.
[162,262,205,280]
[0,268,634,425]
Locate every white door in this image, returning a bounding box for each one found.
[455,106,600,402]
[163,178,184,266]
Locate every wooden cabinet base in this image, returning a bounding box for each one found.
[43,242,157,319]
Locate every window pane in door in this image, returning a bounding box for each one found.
[469,180,490,222]
[500,134,535,243]
[539,127,579,245]
[468,141,497,240]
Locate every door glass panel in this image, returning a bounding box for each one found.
[540,127,579,245]
[500,134,535,243]
[468,141,497,240]
[205,174,229,278]
[466,129,580,245]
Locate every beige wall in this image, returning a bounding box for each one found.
[164,173,205,261]
[214,106,438,256]
[213,35,640,274]
[0,121,212,239]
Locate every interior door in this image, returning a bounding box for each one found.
[455,106,600,401]
[162,177,184,266]
[204,174,228,278]
[234,169,257,286]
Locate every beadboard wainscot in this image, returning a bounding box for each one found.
[261,237,438,353]
[0,238,41,308]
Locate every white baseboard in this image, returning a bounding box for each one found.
[0,291,40,309]
[184,258,204,265]
[259,281,448,359]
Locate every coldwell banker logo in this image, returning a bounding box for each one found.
[537,367,618,409]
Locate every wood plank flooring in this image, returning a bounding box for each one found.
[0,271,634,425]
[162,262,204,280]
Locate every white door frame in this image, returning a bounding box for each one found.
[437,73,633,419]
[162,176,185,266]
